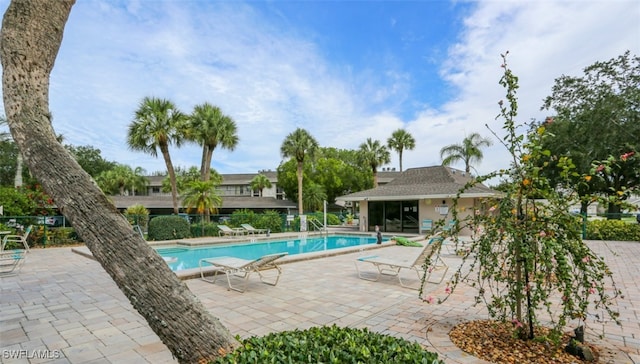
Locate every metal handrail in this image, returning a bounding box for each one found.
[308,218,327,234]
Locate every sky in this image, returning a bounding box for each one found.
[0,0,638,180]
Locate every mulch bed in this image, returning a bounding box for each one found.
[449,320,602,363]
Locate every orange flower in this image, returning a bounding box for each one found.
[522,179,531,186]
[584,175,592,182]
[522,154,531,162]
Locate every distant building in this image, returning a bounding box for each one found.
[110,169,401,216]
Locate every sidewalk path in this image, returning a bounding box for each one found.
[1,240,638,363]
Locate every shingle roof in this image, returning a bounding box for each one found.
[110,195,296,210]
[337,166,499,201]
[146,171,278,187]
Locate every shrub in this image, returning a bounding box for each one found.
[586,219,640,241]
[15,226,78,248]
[124,204,150,232]
[212,325,443,364]
[148,216,191,241]
[190,222,218,237]
[307,211,341,225]
[230,209,255,227]
[255,210,284,233]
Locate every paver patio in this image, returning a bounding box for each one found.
[1,238,638,363]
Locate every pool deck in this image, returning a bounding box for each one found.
[1,233,639,363]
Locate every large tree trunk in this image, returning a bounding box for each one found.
[160,144,180,214]
[0,1,238,363]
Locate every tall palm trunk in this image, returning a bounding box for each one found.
[0,2,237,362]
[297,161,304,214]
[200,145,214,222]
[160,144,179,214]
[200,145,210,181]
[372,166,379,187]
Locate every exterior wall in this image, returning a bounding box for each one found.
[358,200,369,232]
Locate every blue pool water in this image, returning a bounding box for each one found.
[156,234,383,271]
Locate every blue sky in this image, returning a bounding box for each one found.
[0,0,638,179]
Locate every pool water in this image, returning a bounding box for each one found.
[156,234,383,271]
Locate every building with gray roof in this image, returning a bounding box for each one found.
[337,166,500,234]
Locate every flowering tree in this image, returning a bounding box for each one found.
[423,52,622,343]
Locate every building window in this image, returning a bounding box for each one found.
[368,200,419,233]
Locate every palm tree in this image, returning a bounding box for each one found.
[187,103,238,182]
[303,182,327,212]
[96,164,136,195]
[250,173,272,197]
[162,166,201,194]
[280,128,319,215]
[359,138,391,187]
[387,128,416,172]
[127,97,186,214]
[182,180,222,232]
[440,132,493,174]
[130,166,149,196]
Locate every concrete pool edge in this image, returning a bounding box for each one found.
[71,232,427,280]
[145,231,406,248]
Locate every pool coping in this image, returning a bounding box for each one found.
[71,231,425,280]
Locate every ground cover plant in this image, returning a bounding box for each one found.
[212,325,443,364]
[422,52,626,362]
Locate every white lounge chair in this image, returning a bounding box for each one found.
[199,252,288,292]
[1,225,32,252]
[0,249,27,276]
[241,223,267,235]
[218,224,246,238]
[354,233,448,289]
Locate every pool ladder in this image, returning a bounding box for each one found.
[308,219,328,235]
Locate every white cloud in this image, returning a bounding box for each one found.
[0,0,637,182]
[402,0,639,180]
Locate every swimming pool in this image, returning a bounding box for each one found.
[156,234,384,271]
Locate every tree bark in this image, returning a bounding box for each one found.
[297,161,303,214]
[160,144,180,214]
[0,1,238,362]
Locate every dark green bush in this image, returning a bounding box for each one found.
[306,211,341,226]
[255,210,285,233]
[148,216,191,241]
[190,222,218,237]
[585,219,640,241]
[230,209,256,227]
[213,325,443,364]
